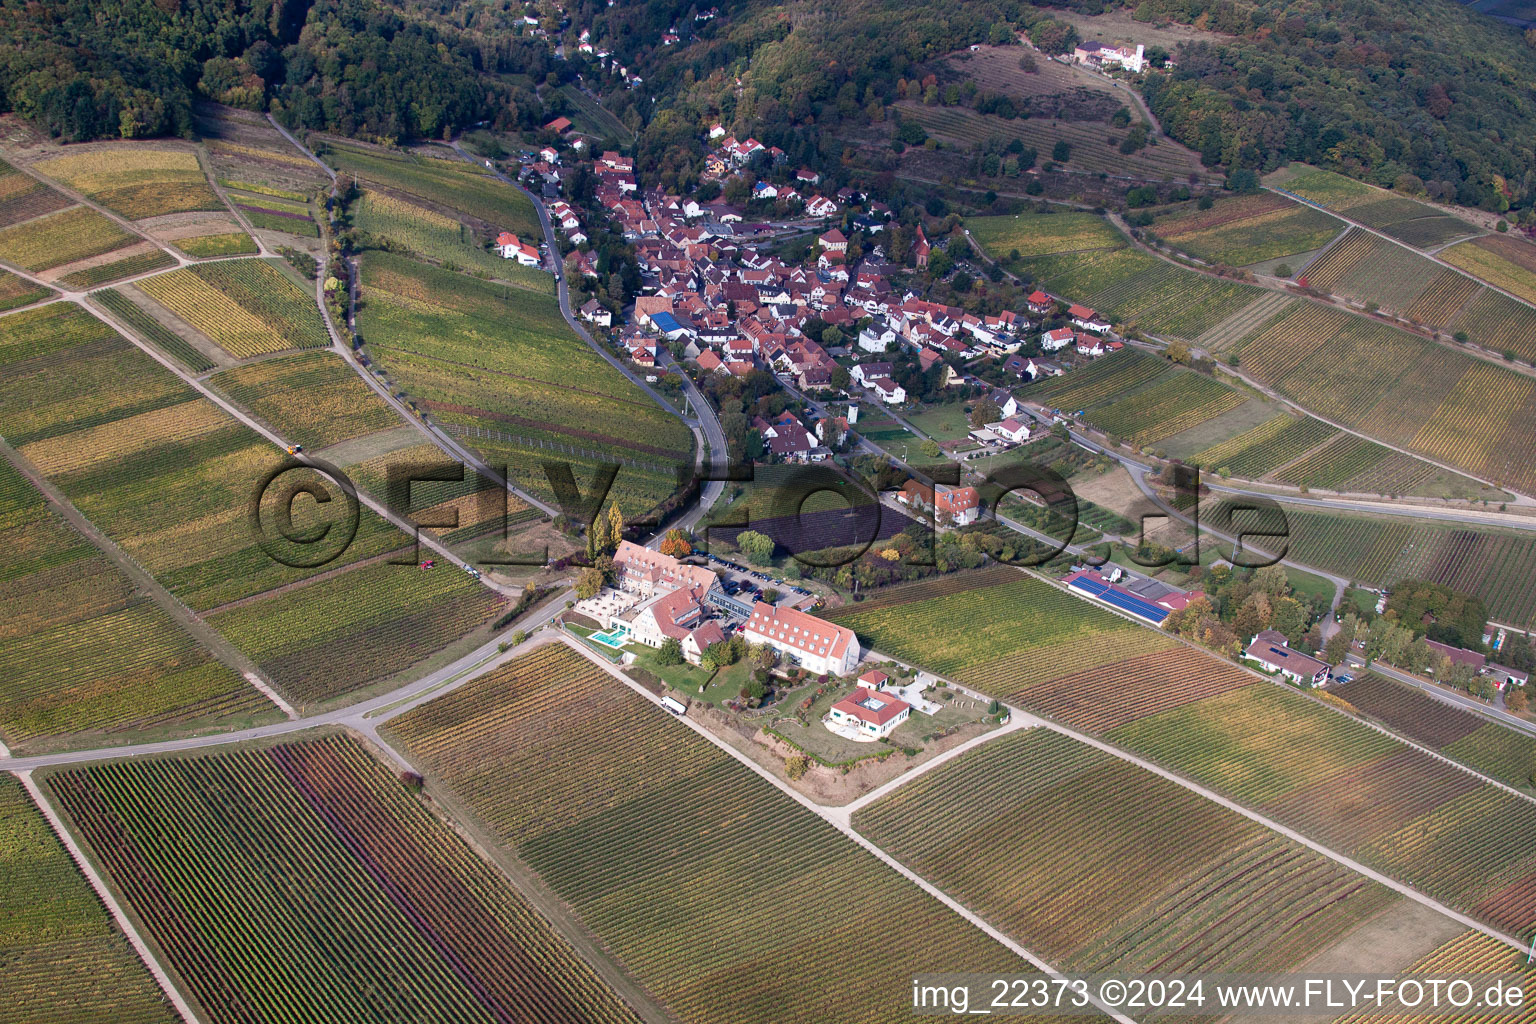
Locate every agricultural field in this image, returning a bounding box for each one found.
[207,560,505,708]
[1085,369,1248,446]
[1272,433,1398,491]
[970,213,1263,337]
[138,259,329,356]
[0,205,138,271]
[967,210,1122,259]
[209,351,399,450]
[357,252,693,518]
[342,440,541,546]
[45,734,642,1024]
[1153,192,1343,267]
[855,729,1397,971]
[555,85,633,143]
[385,642,1031,1024]
[1332,674,1536,789]
[0,157,72,227]
[1194,291,1295,353]
[1330,931,1536,1024]
[1448,286,1536,363]
[825,566,1148,691]
[34,146,224,220]
[1227,297,1536,495]
[1023,347,1169,410]
[1220,502,1536,628]
[1017,646,1253,733]
[1106,677,1536,938]
[1270,166,1475,248]
[224,185,320,237]
[321,141,540,238]
[895,101,1210,180]
[55,245,175,289]
[172,231,256,258]
[0,268,52,311]
[91,289,215,373]
[195,102,329,196]
[0,775,177,1023]
[1443,233,1536,306]
[0,321,408,611]
[1189,414,1337,479]
[0,458,273,753]
[352,189,549,290]
[1297,228,1441,313]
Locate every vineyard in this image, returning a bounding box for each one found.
[0,301,119,366]
[1449,287,1536,364]
[1403,268,1480,326]
[1272,166,1473,248]
[1194,292,1296,353]
[45,734,643,1024]
[854,730,1396,972]
[1107,684,1404,805]
[208,559,505,708]
[1154,192,1343,267]
[353,189,550,291]
[344,440,540,545]
[322,142,541,238]
[1272,433,1394,491]
[825,567,1141,689]
[1086,370,1248,446]
[1023,348,1169,410]
[0,326,407,611]
[139,259,329,356]
[1017,647,1255,733]
[357,253,692,517]
[34,147,224,220]
[1331,931,1536,1024]
[1332,673,1536,789]
[966,211,1122,260]
[1081,254,1265,338]
[0,268,52,312]
[0,459,271,752]
[0,775,177,1024]
[173,231,257,258]
[1443,234,1536,305]
[209,351,400,449]
[385,642,1030,1024]
[1300,229,1438,314]
[91,289,214,372]
[0,158,72,227]
[0,205,137,271]
[1190,415,1337,479]
[56,246,175,289]
[197,104,329,196]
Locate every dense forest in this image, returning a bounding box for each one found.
[0,0,550,142]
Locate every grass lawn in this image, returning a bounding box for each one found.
[1346,587,1379,616]
[1285,565,1338,607]
[701,660,754,704]
[906,404,976,442]
[625,643,715,691]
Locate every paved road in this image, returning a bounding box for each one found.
[1364,661,1536,738]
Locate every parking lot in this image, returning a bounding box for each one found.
[702,554,814,609]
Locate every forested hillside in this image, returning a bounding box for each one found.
[0,0,550,142]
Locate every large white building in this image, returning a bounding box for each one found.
[828,686,910,739]
[742,602,859,676]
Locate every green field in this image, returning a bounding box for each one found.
[173,231,257,258]
[209,350,400,450]
[322,142,540,238]
[384,642,1032,1024]
[45,734,641,1024]
[0,458,273,753]
[1271,166,1474,248]
[0,775,177,1023]
[357,252,692,517]
[1085,370,1248,447]
[352,189,550,291]
[855,729,1396,971]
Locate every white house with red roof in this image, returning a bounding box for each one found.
[818,228,847,253]
[805,195,838,217]
[743,602,859,676]
[1245,629,1331,686]
[681,620,727,665]
[935,486,981,526]
[828,686,910,739]
[1027,290,1054,315]
[993,417,1032,444]
[1069,304,1110,333]
[1041,326,1074,351]
[496,232,542,266]
[628,587,706,649]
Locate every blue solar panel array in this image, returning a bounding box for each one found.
[1067,576,1169,624]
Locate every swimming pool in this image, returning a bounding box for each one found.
[589,628,628,649]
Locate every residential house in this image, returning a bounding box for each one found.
[805,195,838,218]
[1069,304,1110,333]
[988,389,1019,419]
[935,486,981,526]
[828,687,910,739]
[1245,629,1331,686]
[495,232,541,266]
[993,417,1032,444]
[859,319,897,353]
[1041,327,1074,351]
[1027,290,1054,315]
[743,602,860,676]
[819,228,847,254]
[870,377,906,404]
[579,298,612,327]
[680,621,727,666]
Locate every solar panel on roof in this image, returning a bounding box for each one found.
[1068,577,1169,624]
